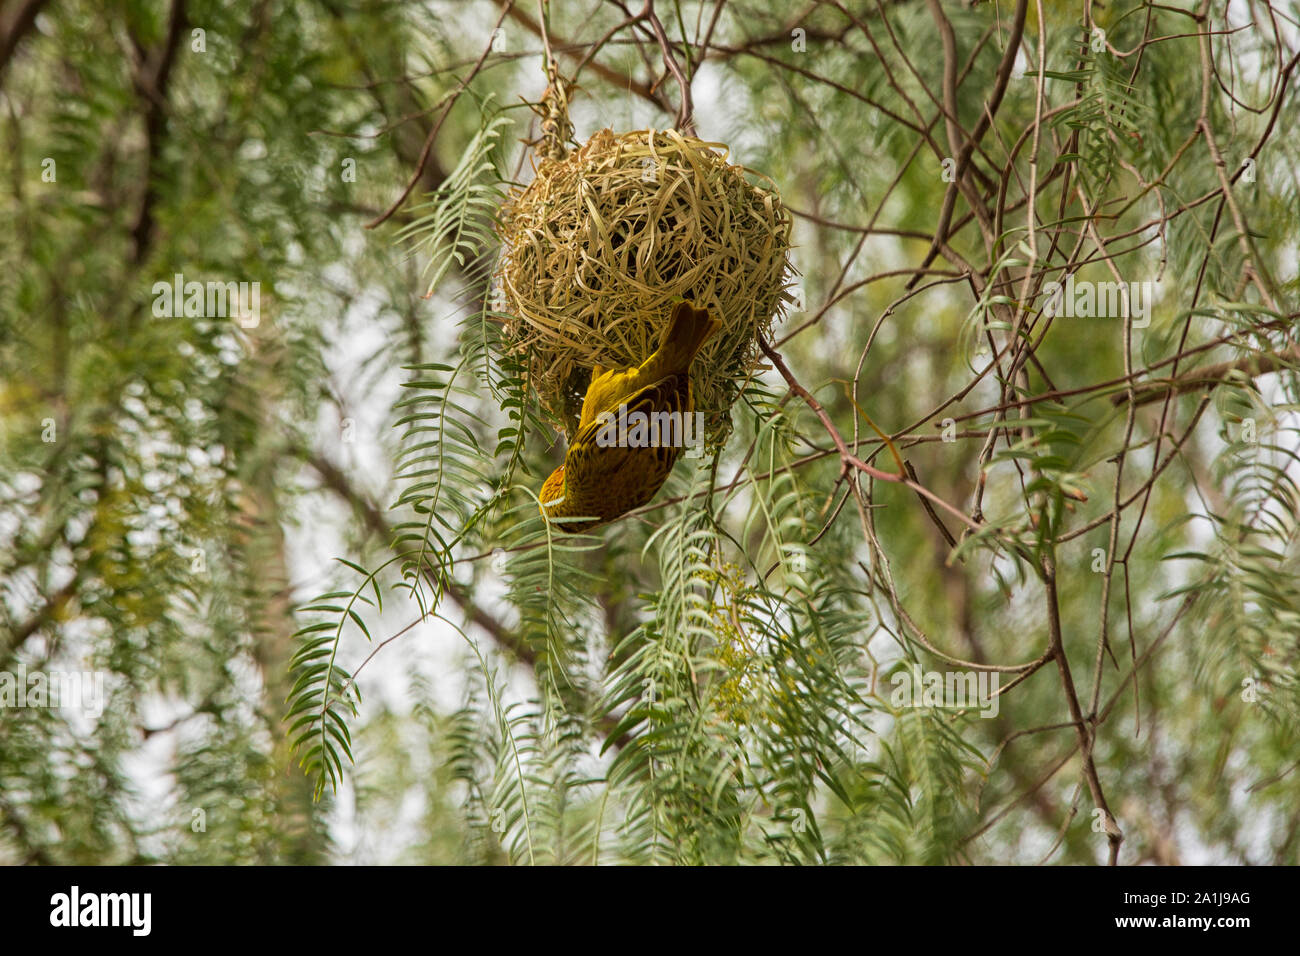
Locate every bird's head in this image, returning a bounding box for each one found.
[539,465,566,508]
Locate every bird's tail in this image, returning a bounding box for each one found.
[656,300,721,372]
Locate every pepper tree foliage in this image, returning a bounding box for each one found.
[2,0,1298,865]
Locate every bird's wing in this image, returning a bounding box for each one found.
[577,302,718,431]
[567,372,689,482]
[577,363,645,430]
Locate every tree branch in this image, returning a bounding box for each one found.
[128,0,188,265]
[0,0,49,78]
[299,448,535,666]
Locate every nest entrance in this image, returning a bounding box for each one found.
[495,127,793,445]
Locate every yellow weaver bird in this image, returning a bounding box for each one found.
[539,300,721,531]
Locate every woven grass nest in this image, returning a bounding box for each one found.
[494,127,794,445]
